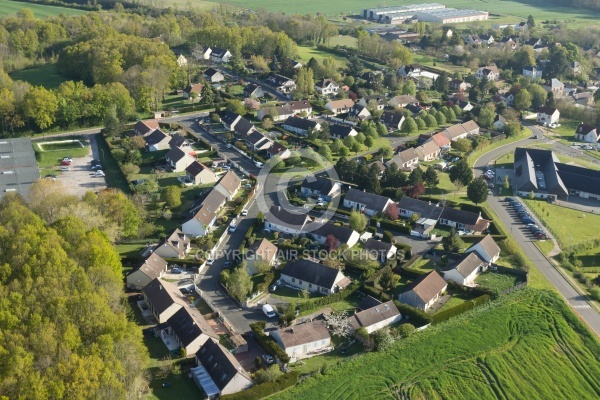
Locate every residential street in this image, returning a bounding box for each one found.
[474,125,600,336]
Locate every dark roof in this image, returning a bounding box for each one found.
[329,124,355,138]
[556,163,600,195]
[402,271,447,303]
[281,259,342,289]
[398,197,442,220]
[145,129,170,146]
[345,188,391,213]
[135,252,168,280]
[283,116,318,131]
[363,238,394,253]
[267,142,288,156]
[167,307,204,346]
[211,47,229,57]
[166,147,188,163]
[440,207,480,226]
[196,339,251,389]
[246,131,270,146]
[134,120,159,135]
[469,234,501,260]
[221,111,240,126]
[357,295,382,310]
[300,177,336,196]
[186,161,210,177]
[381,111,404,127]
[405,104,423,114]
[267,73,294,86]
[350,103,369,115]
[268,205,311,229]
[537,106,558,115]
[349,301,400,330]
[169,133,188,148]
[204,67,221,77]
[234,117,254,136]
[443,252,486,278]
[243,83,260,95]
[312,222,357,244]
[514,148,568,196]
[142,278,179,316]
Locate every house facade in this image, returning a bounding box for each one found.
[315,79,339,96]
[575,123,599,143]
[154,229,191,260]
[182,190,226,237]
[397,271,447,311]
[386,148,419,170]
[300,177,341,201]
[523,66,543,79]
[475,65,500,80]
[245,239,278,275]
[325,99,355,115]
[126,253,168,290]
[145,129,171,152]
[204,68,225,83]
[311,222,360,248]
[266,73,296,93]
[166,147,196,172]
[466,234,501,264]
[442,252,487,286]
[210,47,232,63]
[282,117,321,136]
[343,188,393,216]
[142,278,183,323]
[185,161,217,185]
[536,107,560,125]
[416,141,441,161]
[349,300,402,334]
[270,320,331,362]
[280,259,351,295]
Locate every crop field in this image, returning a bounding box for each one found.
[206,0,600,25]
[0,0,86,18]
[273,289,600,400]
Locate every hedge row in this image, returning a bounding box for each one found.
[360,284,392,302]
[401,255,423,270]
[370,218,412,234]
[297,281,360,312]
[250,322,291,363]
[431,294,490,324]
[221,372,300,400]
[393,300,433,326]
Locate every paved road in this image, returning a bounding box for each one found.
[474,124,600,336]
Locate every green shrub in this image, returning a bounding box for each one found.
[250,322,290,363]
[393,300,432,326]
[221,372,300,400]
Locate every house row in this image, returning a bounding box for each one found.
[257,101,313,121]
[145,129,192,153]
[398,235,501,310]
[343,188,394,217]
[193,46,232,63]
[182,170,241,237]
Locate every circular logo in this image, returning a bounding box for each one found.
[256,147,341,234]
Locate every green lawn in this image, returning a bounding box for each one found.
[524,199,600,249]
[475,270,525,292]
[545,119,581,144]
[535,240,555,256]
[272,289,600,400]
[0,0,86,18]
[33,138,89,168]
[295,45,348,66]
[467,128,528,166]
[95,134,131,193]
[9,63,69,89]
[328,35,357,48]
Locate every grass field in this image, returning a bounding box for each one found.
[0,0,86,18]
[295,45,348,66]
[207,0,600,26]
[9,63,69,89]
[272,289,600,400]
[475,270,525,292]
[33,138,89,168]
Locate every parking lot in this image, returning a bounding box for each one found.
[56,135,107,197]
[503,197,549,241]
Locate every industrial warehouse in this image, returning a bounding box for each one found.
[362,3,489,24]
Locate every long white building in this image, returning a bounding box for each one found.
[362,4,488,24]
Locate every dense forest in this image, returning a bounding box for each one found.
[0,190,148,399]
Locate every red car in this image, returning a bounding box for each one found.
[61,160,72,166]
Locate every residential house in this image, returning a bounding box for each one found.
[183,84,203,101]
[329,124,358,140]
[343,188,393,217]
[363,239,397,263]
[204,68,224,83]
[176,54,188,67]
[448,98,474,112]
[141,278,184,323]
[169,133,192,152]
[185,161,217,185]
[282,117,321,136]
[265,205,312,235]
[358,95,387,111]
[266,142,291,160]
[166,147,196,172]
[464,35,481,45]
[145,129,171,152]
[349,103,372,120]
[443,121,480,141]
[492,114,507,131]
[181,189,227,237]
[257,101,312,121]
[389,95,419,108]
[369,160,387,178]
[325,99,355,115]
[573,92,595,106]
[234,117,256,137]
[315,79,340,96]
[300,177,341,201]
[563,82,578,97]
[266,73,296,93]
[349,300,402,334]
[398,64,421,77]
[165,306,217,356]
[287,100,313,116]
[386,148,419,171]
[441,252,487,286]
[243,83,264,99]
[575,123,599,143]
[497,36,518,50]
[475,65,500,81]
[397,270,447,311]
[270,320,332,362]
[450,79,468,92]
[126,253,168,290]
[570,61,582,75]
[439,207,491,234]
[290,60,303,69]
[210,47,232,63]
[311,222,360,248]
[381,111,406,131]
[398,197,441,219]
[154,229,191,260]
[426,131,452,149]
[523,66,543,79]
[214,170,241,200]
[415,141,441,162]
[466,234,501,264]
[479,34,495,45]
[280,259,351,295]
[543,79,564,98]
[525,37,543,47]
[245,131,273,151]
[245,239,278,275]
[194,46,211,60]
[221,111,242,131]
[192,339,253,397]
[134,119,160,136]
[536,107,560,126]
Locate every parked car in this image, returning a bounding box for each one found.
[261,354,274,364]
[522,218,534,225]
[483,175,491,181]
[171,267,182,274]
[94,170,105,177]
[505,197,515,202]
[60,166,70,171]
[262,304,276,319]
[241,210,248,216]
[91,164,103,170]
[61,160,72,166]
[206,258,215,265]
[269,284,278,292]
[226,143,232,148]
[62,157,73,162]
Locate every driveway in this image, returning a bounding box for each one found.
[57,135,107,197]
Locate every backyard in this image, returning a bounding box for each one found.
[475,269,525,292]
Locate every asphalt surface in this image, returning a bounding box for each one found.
[474,124,600,336]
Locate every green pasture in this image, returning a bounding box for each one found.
[9,63,69,90]
[0,0,86,18]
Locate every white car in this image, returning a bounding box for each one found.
[206,258,215,265]
[241,210,248,216]
[94,170,105,177]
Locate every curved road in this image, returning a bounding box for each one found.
[474,124,600,335]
